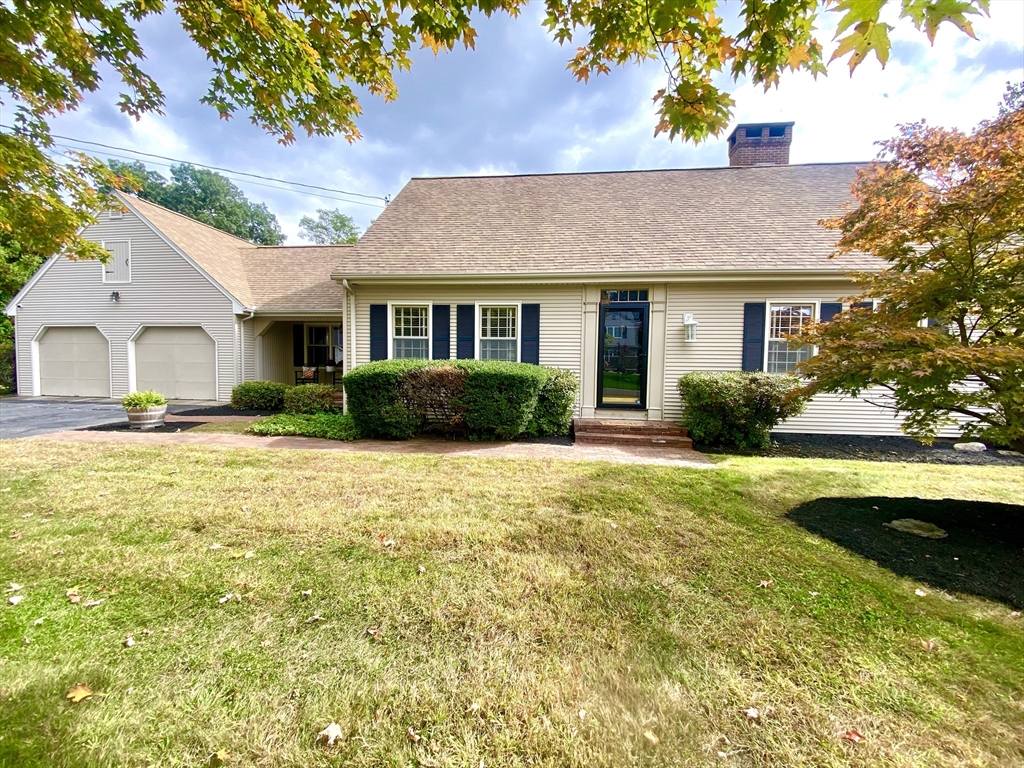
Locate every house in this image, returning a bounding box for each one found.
[5,122,938,435]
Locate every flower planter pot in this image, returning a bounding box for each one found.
[325,366,336,373]
[126,405,168,429]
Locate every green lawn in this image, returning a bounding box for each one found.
[1,442,1022,767]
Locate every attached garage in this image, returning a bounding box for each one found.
[134,326,216,400]
[38,326,111,397]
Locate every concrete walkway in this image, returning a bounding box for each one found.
[27,429,714,468]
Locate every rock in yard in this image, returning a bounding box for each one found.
[953,442,987,452]
[884,519,948,539]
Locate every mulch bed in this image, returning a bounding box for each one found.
[79,421,210,434]
[764,433,1024,467]
[788,496,1024,608]
[172,406,276,418]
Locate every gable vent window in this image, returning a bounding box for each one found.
[601,289,648,303]
[102,240,131,283]
[479,306,518,362]
[392,306,429,359]
[766,303,814,373]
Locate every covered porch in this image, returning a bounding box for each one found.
[252,314,346,390]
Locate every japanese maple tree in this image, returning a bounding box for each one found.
[798,86,1024,451]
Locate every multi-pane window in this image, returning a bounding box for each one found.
[307,326,330,365]
[479,306,517,362]
[766,304,814,373]
[601,289,648,303]
[393,306,429,359]
[102,241,131,283]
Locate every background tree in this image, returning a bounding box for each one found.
[299,208,361,244]
[798,86,1024,452]
[0,236,43,342]
[107,161,285,245]
[1,0,989,272]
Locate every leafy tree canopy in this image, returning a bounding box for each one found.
[0,0,990,265]
[0,236,43,341]
[798,84,1024,452]
[107,160,285,245]
[299,208,361,244]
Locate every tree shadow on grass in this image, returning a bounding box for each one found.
[787,497,1024,609]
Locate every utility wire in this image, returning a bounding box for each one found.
[1,123,388,202]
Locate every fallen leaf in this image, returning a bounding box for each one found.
[32,617,44,626]
[578,709,586,721]
[209,543,224,551]
[757,580,772,589]
[915,589,927,597]
[244,551,254,559]
[142,628,153,635]
[8,595,24,606]
[0,487,9,492]
[382,539,396,549]
[287,689,299,699]
[610,523,618,530]
[920,638,936,651]
[467,702,481,713]
[97,491,110,497]
[66,683,93,703]
[301,589,312,599]
[1010,611,1021,619]
[6,583,22,593]
[366,626,381,640]
[9,531,22,539]
[717,751,728,758]
[745,707,759,720]
[842,729,865,743]
[83,599,105,608]
[643,729,660,745]
[22,637,30,645]
[808,591,820,596]
[418,565,426,574]
[124,635,135,648]
[317,722,344,746]
[406,726,421,743]
[217,593,234,604]
[208,751,231,767]
[68,594,81,604]
[305,615,325,623]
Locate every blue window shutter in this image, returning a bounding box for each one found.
[741,302,766,372]
[292,324,304,367]
[852,301,874,310]
[456,305,475,359]
[521,304,540,365]
[432,304,450,359]
[369,304,387,361]
[820,302,842,322]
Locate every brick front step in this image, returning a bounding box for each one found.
[573,418,693,448]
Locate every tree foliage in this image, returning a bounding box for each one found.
[298,208,361,244]
[107,161,285,245]
[0,236,43,341]
[0,0,990,268]
[798,86,1024,452]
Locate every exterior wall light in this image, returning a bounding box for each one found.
[109,291,121,302]
[682,313,698,342]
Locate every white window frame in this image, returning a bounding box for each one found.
[475,302,522,362]
[108,210,123,220]
[764,300,819,374]
[388,302,432,360]
[100,240,132,284]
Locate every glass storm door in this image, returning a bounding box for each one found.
[598,303,648,409]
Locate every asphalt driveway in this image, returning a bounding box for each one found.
[0,398,217,439]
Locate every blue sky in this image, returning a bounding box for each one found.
[37,1,1024,241]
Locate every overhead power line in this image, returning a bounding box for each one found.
[1,123,388,205]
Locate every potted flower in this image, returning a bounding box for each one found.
[122,390,169,429]
[325,357,337,374]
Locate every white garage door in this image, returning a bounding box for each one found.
[135,326,216,400]
[39,326,110,397]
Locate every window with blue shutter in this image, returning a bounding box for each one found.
[369,304,387,361]
[432,305,451,359]
[741,303,766,372]
[292,324,305,366]
[521,304,540,365]
[819,302,842,322]
[456,305,475,359]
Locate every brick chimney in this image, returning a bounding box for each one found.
[727,122,794,166]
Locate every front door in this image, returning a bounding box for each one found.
[598,302,648,409]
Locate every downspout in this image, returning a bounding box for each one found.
[342,280,355,414]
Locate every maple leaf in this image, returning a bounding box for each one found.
[9,531,22,539]
[643,729,660,745]
[757,580,772,588]
[8,595,24,606]
[407,726,421,743]
[745,707,760,720]
[83,598,105,608]
[124,635,136,648]
[208,750,232,767]
[5,583,23,593]
[66,683,94,703]
[317,722,344,746]
[842,728,866,743]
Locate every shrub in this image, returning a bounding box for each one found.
[528,368,579,436]
[0,341,13,393]
[462,361,548,440]
[343,359,558,440]
[122,390,168,408]
[248,412,359,441]
[231,380,289,411]
[677,372,808,450]
[283,383,337,414]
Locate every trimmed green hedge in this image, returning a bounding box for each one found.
[248,412,359,441]
[677,371,808,450]
[284,384,337,414]
[231,380,289,411]
[343,359,578,440]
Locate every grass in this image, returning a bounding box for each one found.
[184,420,260,435]
[0,443,1022,768]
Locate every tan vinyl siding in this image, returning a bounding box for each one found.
[663,279,965,436]
[353,285,584,410]
[14,209,238,401]
[256,317,346,385]
[242,318,255,381]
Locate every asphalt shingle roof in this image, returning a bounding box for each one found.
[339,163,881,277]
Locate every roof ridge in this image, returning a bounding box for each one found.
[121,193,259,248]
[408,161,869,182]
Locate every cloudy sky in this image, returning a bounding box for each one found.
[40,0,1024,241]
